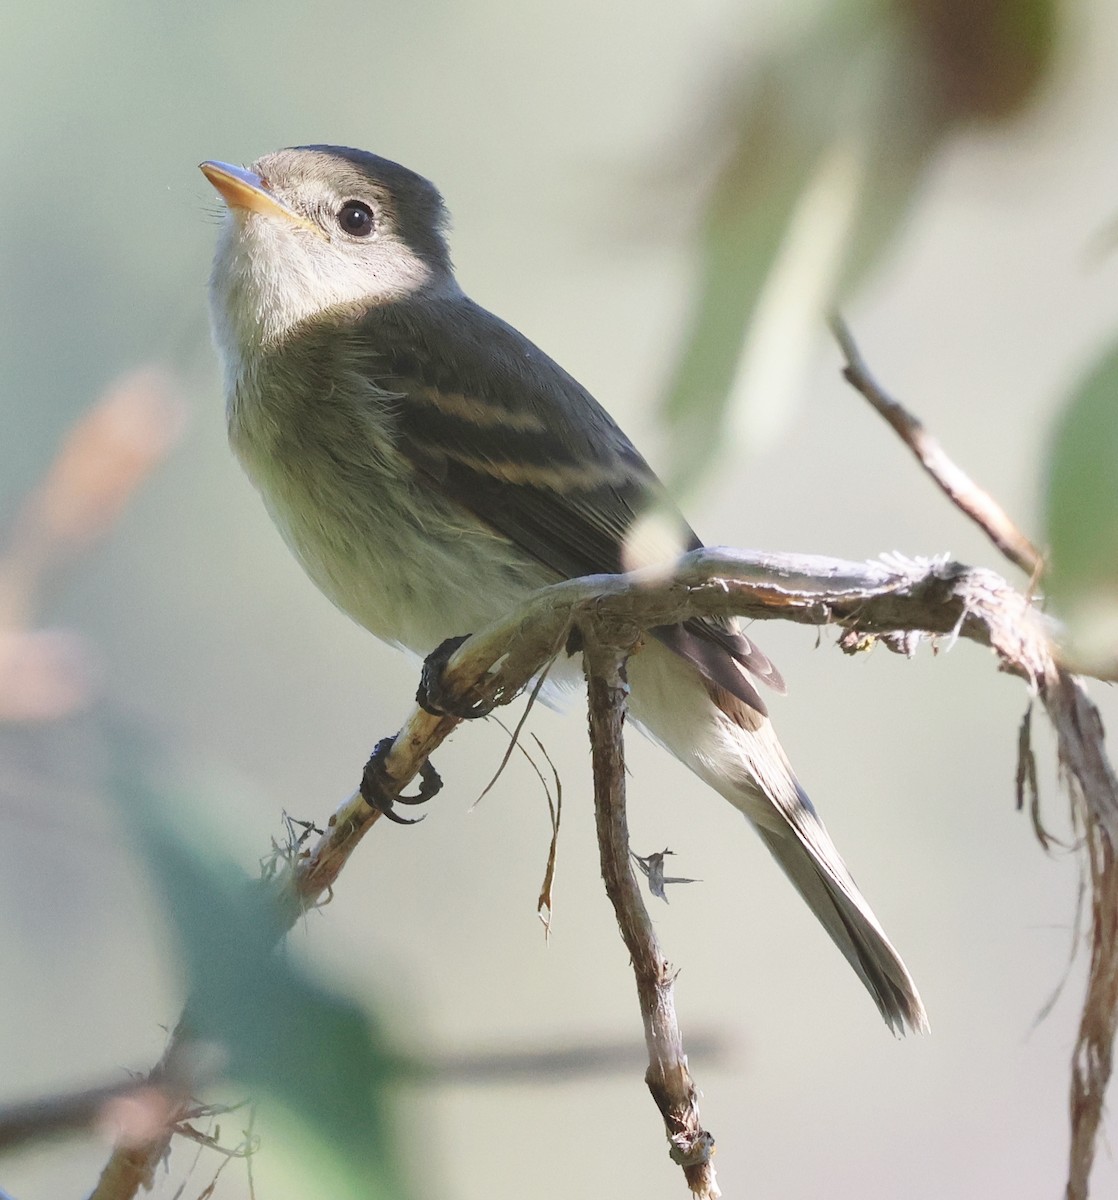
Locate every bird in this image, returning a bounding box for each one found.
[201,145,927,1035]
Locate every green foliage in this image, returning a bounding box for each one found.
[1044,338,1118,665]
[660,0,1057,495]
[114,763,410,1200]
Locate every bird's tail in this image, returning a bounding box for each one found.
[750,810,928,1034]
[626,643,928,1035]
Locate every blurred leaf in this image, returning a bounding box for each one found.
[660,0,1057,495]
[1044,338,1118,666]
[897,0,1058,124]
[114,764,410,1200]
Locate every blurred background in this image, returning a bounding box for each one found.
[3,0,1118,1196]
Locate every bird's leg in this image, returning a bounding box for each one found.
[360,736,442,825]
[416,634,497,719]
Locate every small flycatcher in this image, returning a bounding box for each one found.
[202,146,926,1034]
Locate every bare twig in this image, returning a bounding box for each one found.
[1068,817,1118,1200]
[583,633,718,1198]
[409,1032,727,1086]
[633,849,700,902]
[86,1025,201,1200]
[830,316,1042,577]
[830,322,1118,1200]
[1023,667,1118,1200]
[5,1038,728,1158]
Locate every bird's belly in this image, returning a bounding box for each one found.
[240,442,554,654]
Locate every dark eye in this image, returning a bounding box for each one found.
[337,201,375,237]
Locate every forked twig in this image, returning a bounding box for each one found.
[833,319,1118,1200]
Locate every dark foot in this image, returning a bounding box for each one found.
[416,635,496,719]
[360,737,443,825]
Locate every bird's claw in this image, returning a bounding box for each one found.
[417,634,495,719]
[360,737,443,825]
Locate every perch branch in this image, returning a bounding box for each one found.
[584,631,718,1198]
[88,544,1109,1199]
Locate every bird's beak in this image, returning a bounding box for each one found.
[199,160,317,232]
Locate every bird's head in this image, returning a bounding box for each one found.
[202,145,457,356]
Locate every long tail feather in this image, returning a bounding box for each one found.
[626,642,927,1035]
[754,813,928,1034]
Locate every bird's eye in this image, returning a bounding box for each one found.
[337,201,375,237]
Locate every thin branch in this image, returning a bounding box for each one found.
[0,370,184,724]
[830,321,1118,1200]
[831,315,1042,577]
[86,1027,197,1200]
[5,1038,731,1159]
[0,368,185,631]
[0,1079,185,1154]
[406,1033,728,1086]
[583,632,718,1198]
[3,1036,728,1159]
[1068,818,1118,1200]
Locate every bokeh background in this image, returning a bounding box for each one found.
[3,1,1118,1197]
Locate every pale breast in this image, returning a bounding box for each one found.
[225,348,553,654]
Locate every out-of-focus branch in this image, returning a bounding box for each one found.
[0,368,184,628]
[1,1035,727,1154]
[0,369,184,722]
[0,367,188,1190]
[584,632,718,1198]
[0,1079,187,1155]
